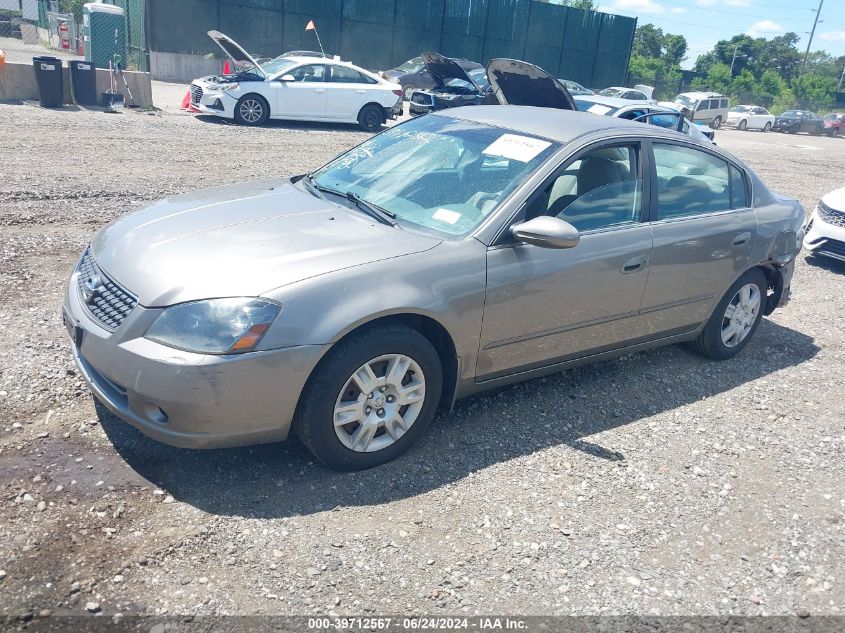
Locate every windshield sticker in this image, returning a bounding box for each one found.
[482,134,551,163]
[587,104,613,115]
[433,208,461,224]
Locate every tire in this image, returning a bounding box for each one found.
[710,115,722,130]
[295,324,443,470]
[738,119,747,131]
[357,104,384,132]
[403,84,416,101]
[833,128,840,137]
[763,122,772,133]
[689,268,767,361]
[234,94,269,126]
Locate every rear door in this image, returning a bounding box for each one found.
[275,63,328,119]
[324,64,377,120]
[635,141,756,339]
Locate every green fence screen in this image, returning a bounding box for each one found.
[146,0,635,87]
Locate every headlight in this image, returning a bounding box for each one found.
[145,298,281,354]
[221,83,239,91]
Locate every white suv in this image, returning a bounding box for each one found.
[670,92,730,129]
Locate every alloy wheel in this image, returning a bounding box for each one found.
[333,354,426,453]
[239,99,263,123]
[721,283,761,347]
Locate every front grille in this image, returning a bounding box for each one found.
[76,249,138,332]
[818,201,845,228]
[817,239,845,260]
[190,84,203,105]
[411,92,432,105]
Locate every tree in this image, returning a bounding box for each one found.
[58,0,86,21]
[663,34,687,68]
[627,24,689,99]
[633,24,664,60]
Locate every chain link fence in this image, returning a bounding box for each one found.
[145,0,636,88]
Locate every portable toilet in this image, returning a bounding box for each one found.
[82,3,125,69]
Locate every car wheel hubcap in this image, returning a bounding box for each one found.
[366,111,379,127]
[240,100,262,123]
[333,354,425,453]
[721,283,761,347]
[404,86,414,99]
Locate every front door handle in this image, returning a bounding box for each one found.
[355,89,366,94]
[732,232,751,246]
[621,255,648,273]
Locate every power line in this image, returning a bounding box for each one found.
[657,0,816,17]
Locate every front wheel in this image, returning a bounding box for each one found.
[357,104,384,132]
[689,268,767,361]
[295,325,443,470]
[763,122,772,132]
[234,94,269,126]
[710,116,722,129]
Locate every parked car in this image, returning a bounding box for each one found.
[574,95,715,144]
[190,31,402,130]
[598,86,652,101]
[772,110,824,135]
[560,79,593,96]
[724,105,774,132]
[382,55,483,100]
[408,54,495,115]
[64,107,804,470]
[670,92,729,129]
[823,112,844,137]
[804,187,845,262]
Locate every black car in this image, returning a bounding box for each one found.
[382,55,483,100]
[773,110,824,134]
[409,54,496,115]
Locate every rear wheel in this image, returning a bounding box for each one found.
[295,325,443,470]
[690,268,767,361]
[738,119,747,131]
[763,122,772,132]
[234,94,269,126]
[357,104,384,132]
[710,115,722,129]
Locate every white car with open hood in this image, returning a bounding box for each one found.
[190,31,403,130]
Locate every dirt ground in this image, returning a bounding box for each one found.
[0,96,843,623]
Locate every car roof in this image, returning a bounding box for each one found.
[678,91,724,99]
[435,105,667,143]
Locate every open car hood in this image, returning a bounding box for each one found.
[207,30,266,78]
[422,52,473,88]
[486,59,575,110]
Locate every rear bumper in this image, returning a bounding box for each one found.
[63,273,327,449]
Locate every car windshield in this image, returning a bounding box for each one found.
[824,113,842,120]
[574,98,619,116]
[396,57,422,73]
[674,95,696,108]
[599,88,624,97]
[311,115,560,238]
[260,58,298,77]
[730,106,751,113]
[447,69,488,91]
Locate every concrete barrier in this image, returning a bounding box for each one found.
[0,60,154,108]
[150,51,222,83]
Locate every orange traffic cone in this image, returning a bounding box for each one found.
[181,90,190,110]
[223,60,231,75]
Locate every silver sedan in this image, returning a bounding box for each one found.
[64,107,805,470]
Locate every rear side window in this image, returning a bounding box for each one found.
[730,165,749,208]
[329,65,375,83]
[720,98,728,109]
[653,143,731,220]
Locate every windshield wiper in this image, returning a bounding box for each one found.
[301,173,325,199]
[344,191,397,227]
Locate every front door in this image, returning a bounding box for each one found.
[636,141,756,339]
[275,63,328,119]
[477,141,653,380]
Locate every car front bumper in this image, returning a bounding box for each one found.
[63,268,327,449]
[804,207,845,262]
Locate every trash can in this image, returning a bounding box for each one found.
[70,60,97,106]
[32,56,64,108]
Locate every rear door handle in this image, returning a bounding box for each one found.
[621,255,648,273]
[355,89,366,94]
[732,232,751,246]
[314,89,326,94]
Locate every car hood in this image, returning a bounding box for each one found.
[486,59,575,110]
[207,30,266,79]
[91,179,440,307]
[422,52,473,88]
[821,187,845,211]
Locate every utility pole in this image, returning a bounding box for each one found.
[730,44,739,75]
[800,0,824,79]
[839,64,845,92]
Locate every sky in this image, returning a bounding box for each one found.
[593,0,845,69]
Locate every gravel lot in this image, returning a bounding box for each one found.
[0,99,843,622]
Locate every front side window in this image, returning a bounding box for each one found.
[312,115,560,238]
[291,64,326,82]
[653,143,731,220]
[525,145,642,233]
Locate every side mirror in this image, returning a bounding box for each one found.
[279,74,295,82]
[511,216,580,249]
